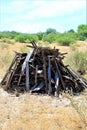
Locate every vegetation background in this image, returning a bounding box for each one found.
[0,24,87,77]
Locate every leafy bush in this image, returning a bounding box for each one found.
[0,32,8,39]
[27,34,39,43]
[56,32,76,46]
[43,32,56,43]
[15,34,27,43]
[15,34,38,43]
[0,31,20,39]
[0,24,87,44]
[77,24,87,40]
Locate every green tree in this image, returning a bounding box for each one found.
[77,24,87,40]
[68,29,75,33]
[45,28,57,35]
[37,32,44,40]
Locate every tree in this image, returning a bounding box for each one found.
[77,24,87,38]
[37,32,44,40]
[68,29,75,33]
[45,28,57,35]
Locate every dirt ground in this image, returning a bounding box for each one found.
[0,88,87,130]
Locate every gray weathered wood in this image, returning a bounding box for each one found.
[26,61,30,91]
[42,51,48,92]
[22,49,34,73]
[55,72,59,96]
[55,60,65,90]
[48,56,52,95]
[31,82,44,92]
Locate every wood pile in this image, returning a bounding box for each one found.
[1,42,87,96]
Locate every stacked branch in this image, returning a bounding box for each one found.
[1,42,87,96]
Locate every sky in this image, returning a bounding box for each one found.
[0,0,86,33]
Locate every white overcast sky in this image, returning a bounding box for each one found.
[0,0,86,33]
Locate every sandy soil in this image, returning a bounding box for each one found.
[0,88,87,130]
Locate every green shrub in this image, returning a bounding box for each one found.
[42,31,77,45]
[78,36,86,41]
[15,34,27,43]
[56,33,76,46]
[77,24,87,37]
[0,31,20,39]
[15,34,38,43]
[27,34,38,43]
[0,32,9,39]
[77,24,87,41]
[57,36,74,46]
[43,32,56,43]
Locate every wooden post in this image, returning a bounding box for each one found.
[35,65,38,86]
[26,61,30,91]
[48,56,52,95]
[42,51,48,93]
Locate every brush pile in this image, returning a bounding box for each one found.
[1,42,87,96]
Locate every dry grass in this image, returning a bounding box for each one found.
[0,90,86,130]
[62,91,87,126]
[0,42,29,79]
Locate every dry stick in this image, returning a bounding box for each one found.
[68,68,87,88]
[31,41,37,48]
[26,61,30,91]
[17,73,22,86]
[35,65,38,86]
[32,48,39,65]
[26,45,36,49]
[55,60,66,90]
[0,53,18,85]
[6,59,19,90]
[62,64,87,88]
[16,55,27,87]
[42,51,48,93]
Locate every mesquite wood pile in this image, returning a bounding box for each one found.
[1,42,87,96]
